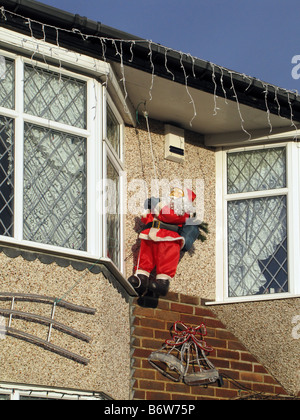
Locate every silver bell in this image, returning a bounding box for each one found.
[148,344,186,382]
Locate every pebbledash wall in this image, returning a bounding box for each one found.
[124,119,216,299]
[125,120,300,399]
[0,247,132,400]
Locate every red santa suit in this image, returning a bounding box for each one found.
[135,190,196,282]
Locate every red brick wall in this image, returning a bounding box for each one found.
[131,292,289,400]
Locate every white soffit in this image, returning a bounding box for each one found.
[115,64,296,139]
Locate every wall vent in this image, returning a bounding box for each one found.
[164,124,185,163]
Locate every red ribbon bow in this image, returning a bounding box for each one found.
[165,321,213,353]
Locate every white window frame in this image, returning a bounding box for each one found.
[0,28,125,273]
[0,383,109,400]
[213,141,300,305]
[102,90,125,272]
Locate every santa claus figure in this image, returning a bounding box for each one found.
[128,187,197,297]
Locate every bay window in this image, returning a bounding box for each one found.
[0,49,123,271]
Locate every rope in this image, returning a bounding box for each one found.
[143,111,160,182]
[124,109,159,264]
[54,258,102,304]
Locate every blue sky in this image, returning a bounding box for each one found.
[35,0,300,92]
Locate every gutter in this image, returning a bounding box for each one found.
[1,0,300,122]
[0,0,144,41]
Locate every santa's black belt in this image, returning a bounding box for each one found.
[145,220,179,233]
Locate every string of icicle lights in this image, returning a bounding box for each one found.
[0,5,299,137]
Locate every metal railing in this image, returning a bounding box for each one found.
[0,292,96,365]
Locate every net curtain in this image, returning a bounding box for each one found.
[227,148,287,296]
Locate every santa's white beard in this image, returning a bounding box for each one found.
[165,196,195,216]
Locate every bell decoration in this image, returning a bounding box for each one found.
[148,342,186,382]
[148,321,223,387]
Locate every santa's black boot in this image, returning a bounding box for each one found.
[148,278,170,297]
[128,274,148,296]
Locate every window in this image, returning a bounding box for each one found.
[0,116,14,237]
[0,50,123,270]
[0,56,14,109]
[227,147,287,297]
[103,98,124,269]
[106,158,121,267]
[24,64,87,129]
[216,143,300,303]
[23,124,87,250]
[107,104,121,158]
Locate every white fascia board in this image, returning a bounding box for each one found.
[0,26,136,126]
[0,27,109,77]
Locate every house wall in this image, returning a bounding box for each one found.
[212,298,300,396]
[125,119,300,398]
[124,119,216,299]
[0,116,216,400]
[0,248,131,400]
[1,117,299,400]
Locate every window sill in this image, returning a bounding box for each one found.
[0,237,137,298]
[206,292,300,306]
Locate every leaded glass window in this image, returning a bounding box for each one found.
[106,158,120,267]
[227,147,288,297]
[0,56,14,109]
[107,105,121,157]
[227,147,286,194]
[24,64,87,129]
[0,116,14,237]
[23,124,87,250]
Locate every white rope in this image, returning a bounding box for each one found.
[143,111,160,182]
[230,72,252,140]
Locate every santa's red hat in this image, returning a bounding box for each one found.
[186,189,196,202]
